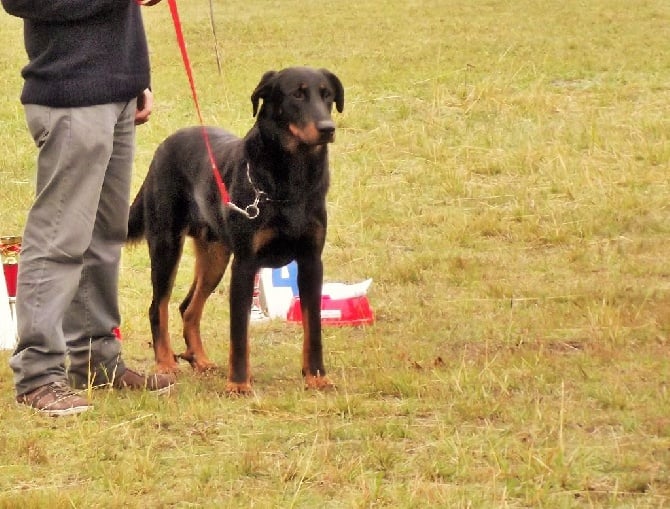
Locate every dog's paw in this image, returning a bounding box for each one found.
[155,361,180,375]
[225,381,253,395]
[179,352,217,373]
[193,361,217,373]
[304,374,335,391]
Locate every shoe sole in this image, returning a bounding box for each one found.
[19,403,92,417]
[44,405,92,417]
[111,382,176,394]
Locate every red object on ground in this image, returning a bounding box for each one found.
[1,236,21,298]
[286,295,374,326]
[112,327,122,340]
[3,263,17,298]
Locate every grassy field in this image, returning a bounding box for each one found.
[1,0,669,507]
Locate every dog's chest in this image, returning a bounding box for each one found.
[272,203,313,236]
[244,203,324,268]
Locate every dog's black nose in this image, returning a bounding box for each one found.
[316,120,335,134]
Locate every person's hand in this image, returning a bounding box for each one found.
[135,89,154,125]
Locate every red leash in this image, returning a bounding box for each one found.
[140,0,231,205]
[166,0,231,204]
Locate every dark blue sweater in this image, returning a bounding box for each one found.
[1,0,150,107]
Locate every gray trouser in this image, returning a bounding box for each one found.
[10,101,137,396]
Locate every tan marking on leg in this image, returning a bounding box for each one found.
[225,381,253,395]
[302,312,311,376]
[227,324,252,394]
[301,302,334,390]
[305,374,335,390]
[155,296,179,374]
[182,239,230,372]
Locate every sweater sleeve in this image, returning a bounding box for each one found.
[0,0,128,22]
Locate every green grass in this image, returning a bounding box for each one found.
[1,0,669,507]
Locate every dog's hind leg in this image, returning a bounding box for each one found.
[297,254,334,390]
[148,233,185,374]
[179,238,230,372]
[226,257,256,394]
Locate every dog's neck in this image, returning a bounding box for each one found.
[244,126,330,202]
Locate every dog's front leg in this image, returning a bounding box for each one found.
[226,257,255,394]
[297,255,334,390]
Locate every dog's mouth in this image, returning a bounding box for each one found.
[289,121,336,146]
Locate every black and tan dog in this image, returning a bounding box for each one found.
[127,66,344,393]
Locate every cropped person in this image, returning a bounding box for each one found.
[1,0,176,416]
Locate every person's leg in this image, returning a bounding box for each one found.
[64,100,175,394]
[65,100,136,387]
[10,103,117,397]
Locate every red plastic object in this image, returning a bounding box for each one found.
[3,263,17,298]
[286,295,374,326]
[1,236,21,298]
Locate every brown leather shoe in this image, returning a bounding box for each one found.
[112,368,175,395]
[17,381,91,417]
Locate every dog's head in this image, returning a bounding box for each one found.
[251,67,344,150]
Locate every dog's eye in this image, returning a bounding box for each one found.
[322,89,332,100]
[292,89,305,100]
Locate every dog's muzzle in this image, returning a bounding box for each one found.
[317,120,336,143]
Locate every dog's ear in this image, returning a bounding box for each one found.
[251,70,277,117]
[320,68,344,113]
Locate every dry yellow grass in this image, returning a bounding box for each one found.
[0,0,669,507]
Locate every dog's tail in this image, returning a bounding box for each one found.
[126,184,146,242]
